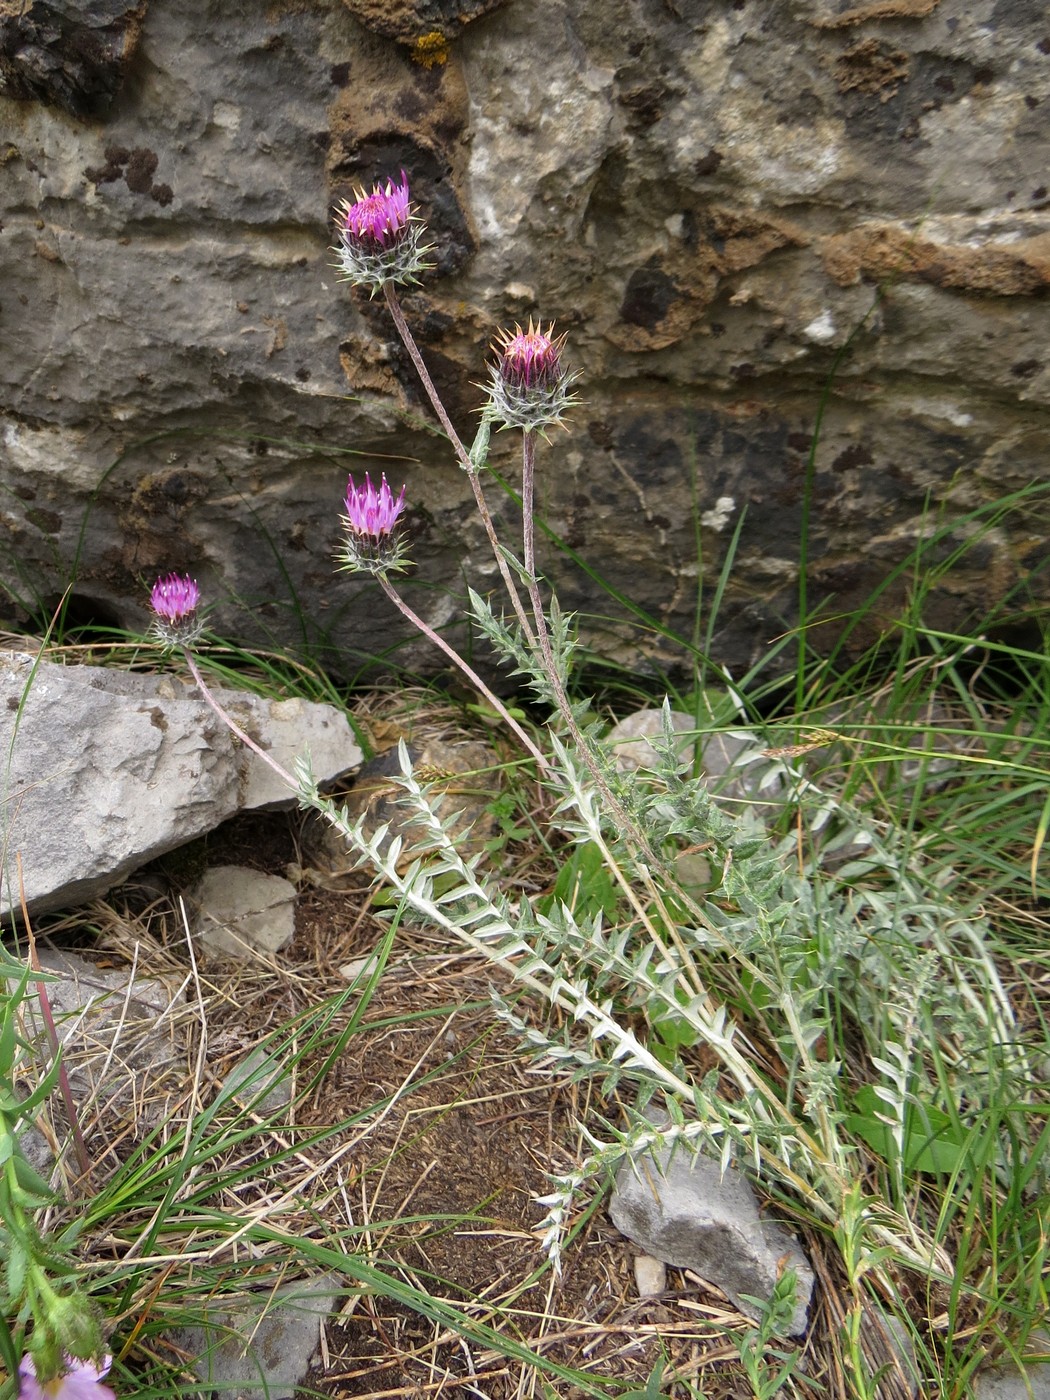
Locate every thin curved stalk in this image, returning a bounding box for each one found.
[377,575,549,773]
[383,284,536,649]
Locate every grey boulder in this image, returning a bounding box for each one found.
[609,1141,815,1338]
[0,652,361,918]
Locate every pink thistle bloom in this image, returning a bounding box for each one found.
[494,319,566,391]
[148,573,204,648]
[340,473,410,576]
[149,573,200,624]
[345,472,406,538]
[332,172,432,294]
[486,318,580,436]
[342,172,411,249]
[19,1353,116,1400]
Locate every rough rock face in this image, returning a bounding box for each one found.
[0,651,362,918]
[609,1141,815,1338]
[1,0,1047,683]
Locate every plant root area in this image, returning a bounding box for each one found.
[48,801,846,1400]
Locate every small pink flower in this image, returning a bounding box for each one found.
[149,573,200,624]
[485,318,579,435]
[148,573,204,648]
[19,1353,116,1400]
[494,319,566,391]
[341,172,411,249]
[332,172,432,294]
[345,473,406,538]
[340,473,409,576]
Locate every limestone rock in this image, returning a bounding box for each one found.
[0,0,146,117]
[173,1274,343,1400]
[606,708,696,773]
[0,653,362,919]
[609,1142,815,1338]
[1,0,1047,680]
[338,0,511,47]
[189,865,298,960]
[605,705,781,813]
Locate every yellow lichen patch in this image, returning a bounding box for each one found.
[411,30,448,68]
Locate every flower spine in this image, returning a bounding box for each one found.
[332,172,432,295]
[485,318,580,436]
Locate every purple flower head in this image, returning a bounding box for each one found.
[342,172,411,249]
[485,318,580,437]
[332,172,432,295]
[340,473,410,576]
[495,319,566,391]
[149,573,200,624]
[148,573,204,648]
[19,1353,116,1400]
[345,472,406,538]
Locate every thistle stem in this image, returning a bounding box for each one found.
[520,433,624,810]
[377,575,549,773]
[16,856,91,1180]
[182,651,298,792]
[383,283,536,648]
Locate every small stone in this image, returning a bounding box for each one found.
[609,1141,814,1338]
[172,1274,343,1400]
[674,849,713,891]
[190,865,297,959]
[220,1047,293,1114]
[633,1253,667,1297]
[604,703,783,818]
[975,1334,1050,1400]
[309,735,499,878]
[338,952,381,982]
[605,708,695,773]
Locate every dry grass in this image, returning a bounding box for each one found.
[17,684,1019,1400]
[14,801,857,1400]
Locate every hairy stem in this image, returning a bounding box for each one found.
[17,856,91,1180]
[377,575,549,773]
[182,651,297,791]
[383,283,536,647]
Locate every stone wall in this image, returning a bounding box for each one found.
[2,0,1048,681]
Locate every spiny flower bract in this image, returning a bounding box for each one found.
[340,472,410,576]
[332,171,432,295]
[343,172,410,248]
[148,573,204,648]
[485,318,580,435]
[19,1353,116,1400]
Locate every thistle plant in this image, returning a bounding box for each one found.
[135,169,1042,1381]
